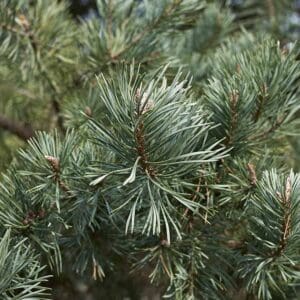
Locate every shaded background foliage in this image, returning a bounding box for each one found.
[0,0,300,299]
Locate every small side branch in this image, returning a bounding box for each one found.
[135,122,156,177]
[253,83,268,123]
[183,169,211,229]
[247,163,257,186]
[183,174,202,220]
[134,89,156,177]
[272,176,292,257]
[225,90,239,147]
[250,116,285,141]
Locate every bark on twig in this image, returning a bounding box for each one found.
[0,114,34,140]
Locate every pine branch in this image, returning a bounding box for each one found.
[237,171,300,299]
[109,0,199,61]
[0,229,51,299]
[0,114,34,140]
[110,1,181,60]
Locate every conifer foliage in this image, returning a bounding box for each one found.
[0,0,300,299]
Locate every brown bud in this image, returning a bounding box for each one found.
[45,155,60,173]
[141,91,154,114]
[261,83,268,95]
[27,210,36,219]
[276,191,283,200]
[84,106,92,117]
[22,218,29,225]
[247,163,257,186]
[15,14,30,31]
[135,88,154,114]
[230,90,239,107]
[227,239,243,249]
[284,176,291,203]
[135,88,142,101]
[160,239,170,247]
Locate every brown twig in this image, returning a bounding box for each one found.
[182,174,202,220]
[253,83,268,123]
[0,114,34,140]
[0,22,27,37]
[107,0,113,37]
[36,54,66,134]
[22,208,46,226]
[266,0,275,19]
[134,90,156,177]
[250,116,285,141]
[271,176,292,257]
[135,122,156,177]
[247,163,257,186]
[182,170,211,229]
[225,90,239,147]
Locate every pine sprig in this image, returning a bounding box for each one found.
[0,229,51,299]
[237,170,300,299]
[88,64,227,241]
[204,39,300,155]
